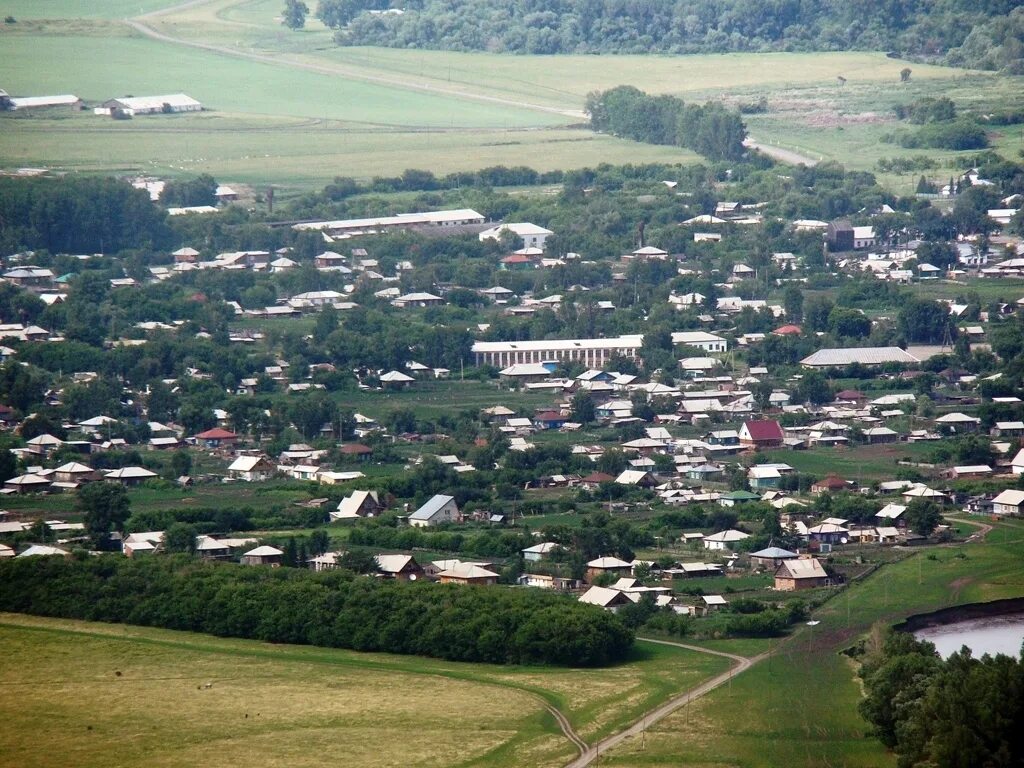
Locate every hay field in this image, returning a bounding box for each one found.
[0,612,730,768]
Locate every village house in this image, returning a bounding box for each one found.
[332,490,385,520]
[408,494,459,527]
[437,562,499,585]
[703,529,750,550]
[774,557,830,591]
[240,545,284,566]
[992,489,1024,517]
[227,455,275,482]
[578,586,634,612]
[739,420,784,448]
[585,556,633,583]
[374,554,424,581]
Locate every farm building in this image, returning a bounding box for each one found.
[100,94,202,115]
[7,94,83,111]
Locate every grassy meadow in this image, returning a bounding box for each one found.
[0,612,730,768]
[2,0,1023,188]
[600,517,1024,766]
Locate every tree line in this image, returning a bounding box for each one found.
[0,555,634,667]
[314,0,1023,72]
[585,86,747,162]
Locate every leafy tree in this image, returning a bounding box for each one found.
[282,0,309,28]
[160,175,217,208]
[77,482,131,547]
[337,550,379,573]
[795,369,832,405]
[570,390,595,425]
[904,498,943,536]
[171,450,192,478]
[0,449,17,483]
[164,522,198,554]
[308,529,331,556]
[897,297,956,343]
[783,285,804,322]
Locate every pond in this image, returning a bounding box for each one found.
[914,613,1024,659]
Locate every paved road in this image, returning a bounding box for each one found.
[126,0,585,119]
[744,138,819,166]
[563,638,767,768]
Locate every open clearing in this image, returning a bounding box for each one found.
[2,0,1021,188]
[0,612,730,768]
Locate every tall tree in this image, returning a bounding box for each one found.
[282,0,309,29]
[77,482,131,547]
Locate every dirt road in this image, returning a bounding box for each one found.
[744,138,819,166]
[125,1,585,119]
[563,638,767,768]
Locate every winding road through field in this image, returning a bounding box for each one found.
[124,0,586,119]
[562,638,767,768]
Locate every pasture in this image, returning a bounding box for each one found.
[3,0,1022,188]
[0,612,730,768]
[602,516,1024,767]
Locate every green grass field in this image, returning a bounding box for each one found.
[0,612,730,768]
[3,0,1022,188]
[601,517,1024,766]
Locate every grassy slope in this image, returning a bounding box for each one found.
[0,612,729,767]
[602,517,1024,766]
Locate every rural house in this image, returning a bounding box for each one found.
[774,557,830,591]
[739,420,784,448]
[408,494,459,527]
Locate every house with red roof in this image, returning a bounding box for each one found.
[194,427,238,448]
[739,419,784,448]
[339,443,373,460]
[772,324,802,336]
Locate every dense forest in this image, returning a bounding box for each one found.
[0,555,634,666]
[315,0,1024,71]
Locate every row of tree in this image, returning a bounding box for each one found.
[585,86,747,161]
[0,555,634,666]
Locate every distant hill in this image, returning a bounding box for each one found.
[317,0,1024,72]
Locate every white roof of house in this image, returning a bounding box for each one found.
[380,370,414,382]
[375,554,417,574]
[801,347,919,366]
[993,489,1024,506]
[243,545,283,557]
[587,556,632,569]
[228,455,269,472]
[703,529,750,543]
[438,563,499,579]
[104,466,158,479]
[578,586,630,607]
[334,490,379,518]
[522,542,560,555]
[54,462,93,473]
[16,544,69,557]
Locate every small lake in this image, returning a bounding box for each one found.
[915,614,1024,659]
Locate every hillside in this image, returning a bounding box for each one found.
[319,0,1024,72]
